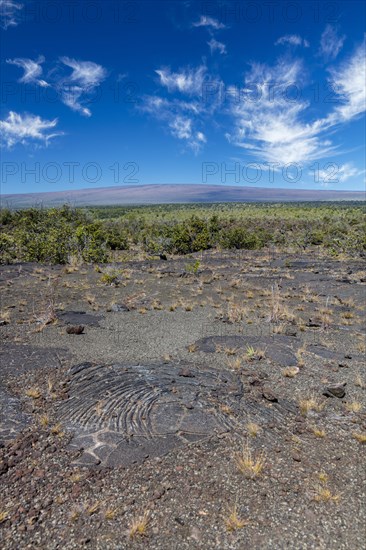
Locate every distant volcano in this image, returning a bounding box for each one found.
[2,184,365,208]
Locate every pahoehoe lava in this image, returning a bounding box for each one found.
[57,362,291,467]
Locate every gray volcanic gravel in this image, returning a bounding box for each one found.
[0,249,365,549]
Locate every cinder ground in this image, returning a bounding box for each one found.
[0,248,365,549]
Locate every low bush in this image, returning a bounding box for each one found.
[1,202,364,264]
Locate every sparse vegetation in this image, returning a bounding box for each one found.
[236,443,265,478]
[25,388,42,399]
[0,511,9,524]
[246,422,260,437]
[104,507,118,520]
[313,486,340,503]
[227,357,243,370]
[312,427,326,438]
[1,202,365,265]
[282,366,300,378]
[87,502,101,516]
[224,504,249,532]
[245,345,265,361]
[129,511,150,539]
[0,200,365,547]
[345,401,362,413]
[299,397,325,416]
[352,432,366,443]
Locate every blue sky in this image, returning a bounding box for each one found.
[0,0,365,194]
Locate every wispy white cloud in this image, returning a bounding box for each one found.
[328,38,366,121]
[142,62,224,152]
[156,65,207,95]
[192,15,226,30]
[227,58,338,165]
[140,32,364,169]
[275,35,309,48]
[141,95,202,115]
[60,86,91,117]
[227,38,366,167]
[208,38,227,55]
[60,57,107,87]
[169,116,206,152]
[6,56,49,87]
[5,55,108,117]
[331,162,365,182]
[58,57,108,116]
[319,25,346,61]
[168,118,206,150]
[316,163,365,186]
[0,0,23,30]
[0,111,63,148]
[140,95,206,153]
[169,116,192,139]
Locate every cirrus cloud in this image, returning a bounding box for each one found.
[319,25,346,62]
[6,55,49,87]
[57,57,108,117]
[0,0,23,30]
[0,111,63,149]
[155,65,207,95]
[192,15,226,30]
[226,38,366,167]
[275,35,309,48]
[208,38,227,55]
[140,94,206,153]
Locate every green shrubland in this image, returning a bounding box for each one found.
[0,202,364,264]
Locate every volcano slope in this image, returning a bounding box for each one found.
[0,248,365,549]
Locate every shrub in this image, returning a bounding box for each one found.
[0,233,17,264]
[220,227,265,250]
[170,216,211,254]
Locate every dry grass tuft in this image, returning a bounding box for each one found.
[219,404,234,415]
[227,303,247,323]
[352,432,366,443]
[50,423,64,436]
[318,472,329,484]
[295,345,307,367]
[0,310,11,324]
[245,345,265,361]
[39,414,49,427]
[0,511,9,524]
[227,357,243,370]
[70,509,81,522]
[224,347,239,356]
[224,504,249,532]
[246,422,260,437]
[282,366,300,378]
[313,472,340,503]
[299,396,324,416]
[355,374,365,389]
[313,486,340,503]
[129,511,150,539]
[311,426,326,438]
[236,444,265,478]
[356,339,366,354]
[345,401,362,413]
[25,388,41,399]
[87,502,101,516]
[269,283,295,323]
[69,473,82,483]
[104,508,118,520]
